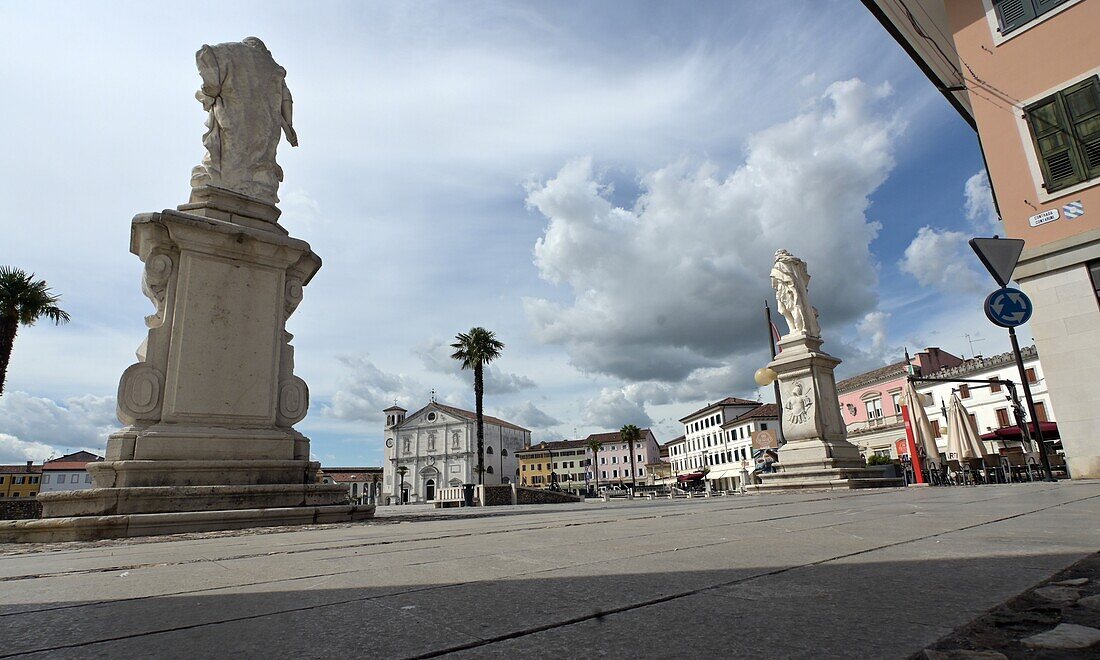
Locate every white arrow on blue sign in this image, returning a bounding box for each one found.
[984,287,1033,328]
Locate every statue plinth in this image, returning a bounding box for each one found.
[752,334,903,492]
[0,200,372,543]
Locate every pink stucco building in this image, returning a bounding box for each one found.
[836,348,964,459]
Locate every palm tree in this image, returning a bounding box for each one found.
[620,424,642,490]
[0,267,70,397]
[587,437,602,494]
[450,327,505,485]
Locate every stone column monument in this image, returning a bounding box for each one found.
[0,38,373,543]
[752,250,902,491]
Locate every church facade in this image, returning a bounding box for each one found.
[382,402,531,505]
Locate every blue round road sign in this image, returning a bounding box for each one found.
[984,287,1033,328]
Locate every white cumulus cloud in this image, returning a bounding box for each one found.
[0,391,115,461]
[525,79,901,387]
[500,401,562,430]
[899,226,984,294]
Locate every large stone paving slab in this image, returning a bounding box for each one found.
[2,483,1099,658]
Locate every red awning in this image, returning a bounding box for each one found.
[979,421,1059,442]
[677,472,704,481]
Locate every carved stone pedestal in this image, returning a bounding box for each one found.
[752,335,903,492]
[0,190,373,543]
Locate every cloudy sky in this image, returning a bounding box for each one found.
[0,0,1021,465]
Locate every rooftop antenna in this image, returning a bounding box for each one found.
[963,333,985,358]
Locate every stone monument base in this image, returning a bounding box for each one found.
[750,439,903,491]
[0,481,375,543]
[0,504,374,544]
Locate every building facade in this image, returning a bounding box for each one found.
[517,439,589,493]
[39,451,103,494]
[840,346,1055,461]
[382,402,530,505]
[320,467,383,505]
[668,397,780,491]
[838,348,965,458]
[865,0,1100,477]
[583,429,661,490]
[0,462,41,499]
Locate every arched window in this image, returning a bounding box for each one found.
[501,448,509,457]
[486,465,494,474]
[486,446,494,455]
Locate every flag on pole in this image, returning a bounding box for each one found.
[771,322,783,352]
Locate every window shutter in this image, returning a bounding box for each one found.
[1033,0,1071,13]
[1063,76,1100,179]
[1026,95,1086,192]
[994,0,1037,33]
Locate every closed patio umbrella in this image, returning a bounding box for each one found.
[946,393,989,462]
[903,380,941,467]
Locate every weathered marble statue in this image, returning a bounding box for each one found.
[190,37,297,204]
[770,249,820,338]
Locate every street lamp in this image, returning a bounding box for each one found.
[754,367,778,387]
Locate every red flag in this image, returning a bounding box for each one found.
[771,322,783,353]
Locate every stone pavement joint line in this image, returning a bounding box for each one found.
[410,490,1100,659]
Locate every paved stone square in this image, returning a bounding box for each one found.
[2,482,1100,658]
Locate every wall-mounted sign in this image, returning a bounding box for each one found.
[1028,209,1059,227]
[752,429,779,450]
[1064,200,1084,220]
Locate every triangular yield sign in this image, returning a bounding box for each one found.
[969,237,1024,287]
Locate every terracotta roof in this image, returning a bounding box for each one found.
[326,472,380,482]
[679,397,761,422]
[582,428,655,447]
[395,402,530,433]
[45,451,102,464]
[382,405,407,412]
[322,467,383,473]
[728,403,780,423]
[836,359,909,393]
[516,438,590,455]
[0,465,41,474]
[923,346,1038,380]
[431,402,530,433]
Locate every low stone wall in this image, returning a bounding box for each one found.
[516,487,580,505]
[482,485,514,507]
[0,499,42,520]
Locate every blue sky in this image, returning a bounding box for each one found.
[0,0,1019,466]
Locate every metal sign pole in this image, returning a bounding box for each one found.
[765,301,784,443]
[1008,326,1055,481]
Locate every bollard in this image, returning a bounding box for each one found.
[602,492,610,502]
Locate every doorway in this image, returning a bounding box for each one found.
[425,479,436,501]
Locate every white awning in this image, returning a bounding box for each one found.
[706,469,740,480]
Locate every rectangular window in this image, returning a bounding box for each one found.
[85,474,92,483]
[994,0,1073,35]
[611,456,617,464]
[1034,401,1049,422]
[1024,75,1100,193]
[1026,368,1038,384]
[891,393,902,415]
[930,420,942,438]
[612,470,618,478]
[990,380,1002,393]
[30,476,39,484]
[959,385,970,400]
[761,423,767,430]
[968,413,978,429]
[43,474,50,484]
[996,408,1011,427]
[865,398,883,419]
[601,471,607,479]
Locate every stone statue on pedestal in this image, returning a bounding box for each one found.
[0,38,373,543]
[190,37,297,205]
[750,249,902,492]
